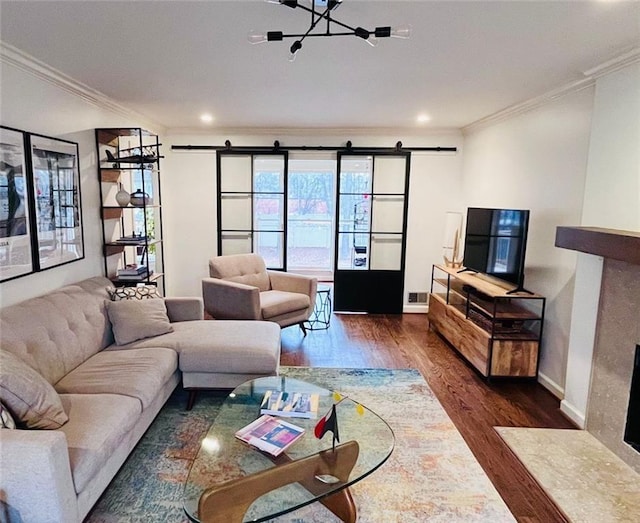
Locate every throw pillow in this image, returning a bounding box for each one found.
[0,350,69,429]
[1,401,16,429]
[107,298,174,345]
[107,285,161,301]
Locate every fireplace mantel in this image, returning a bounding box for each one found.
[555,226,640,265]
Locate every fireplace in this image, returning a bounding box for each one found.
[556,227,640,473]
[625,345,640,453]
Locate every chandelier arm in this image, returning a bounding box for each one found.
[294,2,361,35]
[279,32,357,39]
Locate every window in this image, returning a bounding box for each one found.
[287,155,336,277]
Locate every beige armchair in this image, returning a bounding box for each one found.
[202,254,317,334]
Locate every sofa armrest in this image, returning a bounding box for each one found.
[165,297,204,322]
[202,278,261,320]
[0,429,79,523]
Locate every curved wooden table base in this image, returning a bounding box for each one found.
[198,440,359,523]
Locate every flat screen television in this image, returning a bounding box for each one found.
[462,207,530,289]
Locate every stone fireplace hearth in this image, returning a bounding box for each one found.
[556,227,640,473]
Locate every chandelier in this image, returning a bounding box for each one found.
[248,0,411,61]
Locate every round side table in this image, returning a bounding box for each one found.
[304,284,332,331]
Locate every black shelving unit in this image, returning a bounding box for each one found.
[95,128,165,294]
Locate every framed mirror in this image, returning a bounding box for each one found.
[0,126,34,282]
[28,133,84,270]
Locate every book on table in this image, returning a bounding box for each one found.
[234,415,305,457]
[260,390,320,419]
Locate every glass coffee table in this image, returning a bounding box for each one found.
[183,376,394,523]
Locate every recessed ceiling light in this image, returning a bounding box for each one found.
[417,114,431,124]
[200,113,214,124]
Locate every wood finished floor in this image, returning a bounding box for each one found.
[281,312,575,523]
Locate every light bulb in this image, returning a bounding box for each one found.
[289,40,302,61]
[247,31,268,44]
[390,24,411,39]
[365,36,379,48]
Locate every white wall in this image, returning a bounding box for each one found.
[562,63,640,427]
[1,55,465,312]
[461,87,596,393]
[162,131,465,305]
[0,59,157,306]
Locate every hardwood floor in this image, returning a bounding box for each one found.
[281,312,574,522]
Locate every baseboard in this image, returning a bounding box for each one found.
[403,304,429,314]
[537,371,564,400]
[560,399,586,429]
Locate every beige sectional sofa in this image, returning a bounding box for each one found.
[0,276,281,523]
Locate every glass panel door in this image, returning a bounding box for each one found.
[217,151,287,269]
[334,152,410,313]
[253,155,285,269]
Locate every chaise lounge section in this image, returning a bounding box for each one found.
[0,276,280,522]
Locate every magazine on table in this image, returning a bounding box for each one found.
[260,390,320,419]
[235,415,305,457]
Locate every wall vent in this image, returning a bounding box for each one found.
[408,292,429,304]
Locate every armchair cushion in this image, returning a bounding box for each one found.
[260,290,310,319]
[209,253,270,291]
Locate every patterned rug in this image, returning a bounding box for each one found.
[86,367,514,522]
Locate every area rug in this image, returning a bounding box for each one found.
[496,427,640,523]
[87,367,514,522]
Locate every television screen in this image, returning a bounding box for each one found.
[462,208,530,286]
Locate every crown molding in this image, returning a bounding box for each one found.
[463,47,640,135]
[0,41,166,134]
[167,126,463,138]
[583,47,640,79]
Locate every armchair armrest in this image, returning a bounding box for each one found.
[202,278,261,320]
[268,271,317,298]
[0,429,79,523]
[165,297,204,322]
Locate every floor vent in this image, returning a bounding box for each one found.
[408,292,429,304]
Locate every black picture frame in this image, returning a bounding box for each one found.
[27,132,85,271]
[0,126,34,282]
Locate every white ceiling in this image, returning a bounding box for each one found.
[1,1,639,131]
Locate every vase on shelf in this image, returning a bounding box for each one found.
[442,211,463,268]
[115,184,130,207]
[130,189,151,207]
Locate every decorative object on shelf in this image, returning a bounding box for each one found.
[129,189,151,207]
[115,184,130,207]
[248,0,411,61]
[442,211,463,268]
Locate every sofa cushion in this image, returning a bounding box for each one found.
[59,393,141,494]
[1,401,16,429]
[106,299,174,345]
[0,350,68,429]
[0,276,114,385]
[260,290,310,319]
[175,321,281,375]
[55,348,177,409]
